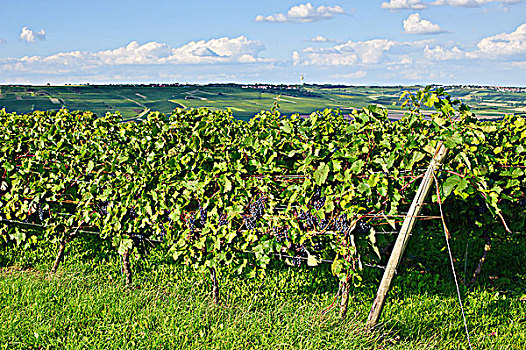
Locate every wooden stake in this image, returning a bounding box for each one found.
[51,223,82,274]
[367,142,447,328]
[122,249,132,287]
[339,277,350,319]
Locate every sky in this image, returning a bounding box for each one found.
[1,0,525,86]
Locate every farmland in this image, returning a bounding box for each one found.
[1,84,525,120]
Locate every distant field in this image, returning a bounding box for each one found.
[0,84,524,120]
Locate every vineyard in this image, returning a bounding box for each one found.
[1,86,525,347]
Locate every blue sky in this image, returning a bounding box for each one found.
[1,0,525,85]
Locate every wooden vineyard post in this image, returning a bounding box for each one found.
[339,276,350,319]
[122,249,133,287]
[366,142,448,328]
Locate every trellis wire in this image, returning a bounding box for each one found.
[433,172,473,350]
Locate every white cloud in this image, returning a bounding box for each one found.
[309,35,336,43]
[0,36,269,82]
[403,13,445,34]
[20,26,46,42]
[0,37,5,44]
[255,3,346,23]
[298,39,397,66]
[292,51,301,66]
[422,22,526,60]
[424,45,465,59]
[381,0,428,10]
[432,0,525,7]
[470,22,526,57]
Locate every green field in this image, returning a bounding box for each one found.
[1,84,524,120]
[1,233,525,350]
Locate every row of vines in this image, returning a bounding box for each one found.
[1,87,525,312]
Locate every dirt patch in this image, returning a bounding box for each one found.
[133,108,143,113]
[16,96,22,100]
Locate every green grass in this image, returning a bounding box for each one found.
[1,233,525,349]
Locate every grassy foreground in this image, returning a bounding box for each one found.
[0,236,525,350]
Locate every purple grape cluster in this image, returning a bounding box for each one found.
[243,195,266,231]
[199,205,207,225]
[95,200,109,216]
[185,212,196,237]
[318,219,328,230]
[297,210,318,231]
[218,212,228,226]
[335,213,351,236]
[475,196,488,215]
[311,242,324,252]
[273,226,289,243]
[354,220,372,235]
[310,186,326,210]
[292,245,308,267]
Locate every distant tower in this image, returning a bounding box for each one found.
[300,73,305,85]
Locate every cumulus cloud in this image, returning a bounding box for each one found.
[424,22,526,60]
[431,0,525,7]
[381,0,428,10]
[403,13,445,34]
[292,51,301,66]
[20,26,46,42]
[297,39,397,66]
[471,22,526,57]
[255,3,346,23]
[0,36,270,81]
[424,45,465,59]
[308,35,340,43]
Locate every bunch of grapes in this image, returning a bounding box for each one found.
[318,218,329,230]
[297,210,318,231]
[37,202,50,222]
[311,241,324,252]
[273,226,289,243]
[218,212,228,226]
[199,205,207,225]
[309,186,326,210]
[292,244,308,267]
[243,214,257,231]
[249,196,265,219]
[335,213,351,236]
[518,198,526,208]
[95,200,109,216]
[354,220,372,235]
[159,223,167,239]
[184,212,197,239]
[243,195,266,231]
[475,196,488,215]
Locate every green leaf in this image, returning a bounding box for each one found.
[350,160,364,174]
[314,163,329,186]
[442,175,461,198]
[86,160,94,174]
